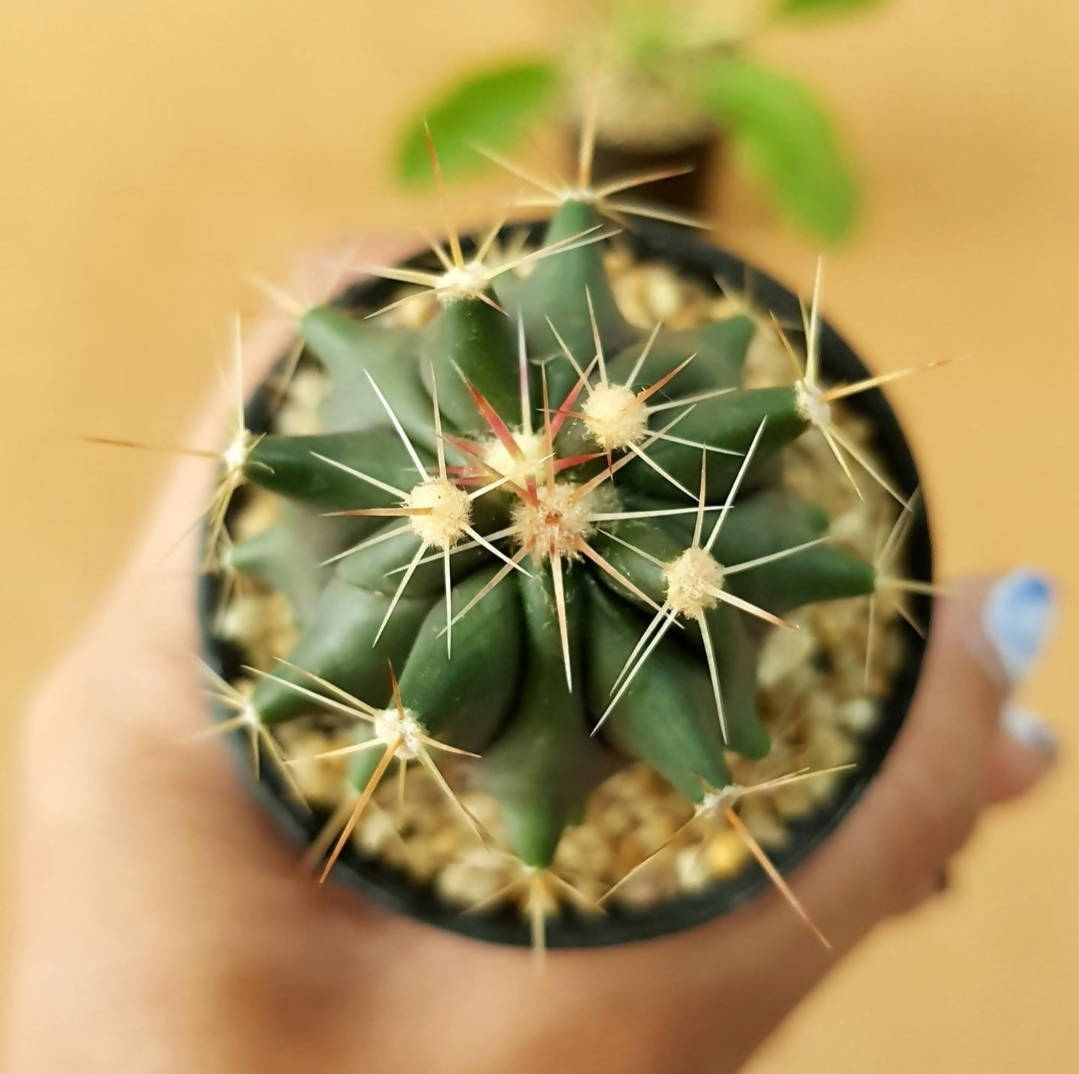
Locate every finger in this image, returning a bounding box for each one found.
[980,569,1059,803]
[981,568,1057,685]
[797,571,1056,942]
[879,574,1009,867]
[985,703,1057,803]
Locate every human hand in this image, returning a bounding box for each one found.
[2,263,1057,1074]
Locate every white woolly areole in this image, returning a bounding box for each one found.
[664,546,725,618]
[239,701,260,728]
[435,262,490,303]
[404,479,471,548]
[511,480,597,562]
[581,383,648,450]
[372,706,424,760]
[700,785,742,813]
[795,380,832,427]
[223,429,257,474]
[482,430,549,487]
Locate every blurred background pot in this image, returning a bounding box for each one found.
[569,125,722,213]
[395,1,879,240]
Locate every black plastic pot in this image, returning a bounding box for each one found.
[200,221,933,949]
[581,129,722,214]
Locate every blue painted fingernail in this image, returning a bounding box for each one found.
[982,569,1056,681]
[1002,702,1057,754]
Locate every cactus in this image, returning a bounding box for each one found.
[178,143,947,947]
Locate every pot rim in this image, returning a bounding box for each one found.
[200,219,933,949]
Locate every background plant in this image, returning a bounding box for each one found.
[395,0,886,240]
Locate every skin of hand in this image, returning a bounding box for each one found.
[1,275,1057,1074]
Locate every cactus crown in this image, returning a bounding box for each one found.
[237,229,865,825]
[188,139,942,947]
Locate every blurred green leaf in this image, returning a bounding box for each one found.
[611,0,681,73]
[779,0,885,16]
[395,60,558,187]
[696,58,858,241]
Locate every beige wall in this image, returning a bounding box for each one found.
[2,2,1076,1070]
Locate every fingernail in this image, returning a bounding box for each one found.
[982,569,1056,681]
[1001,702,1057,755]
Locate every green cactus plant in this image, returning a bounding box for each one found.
[179,135,947,949]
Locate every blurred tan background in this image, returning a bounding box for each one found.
[1,1,1076,1070]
